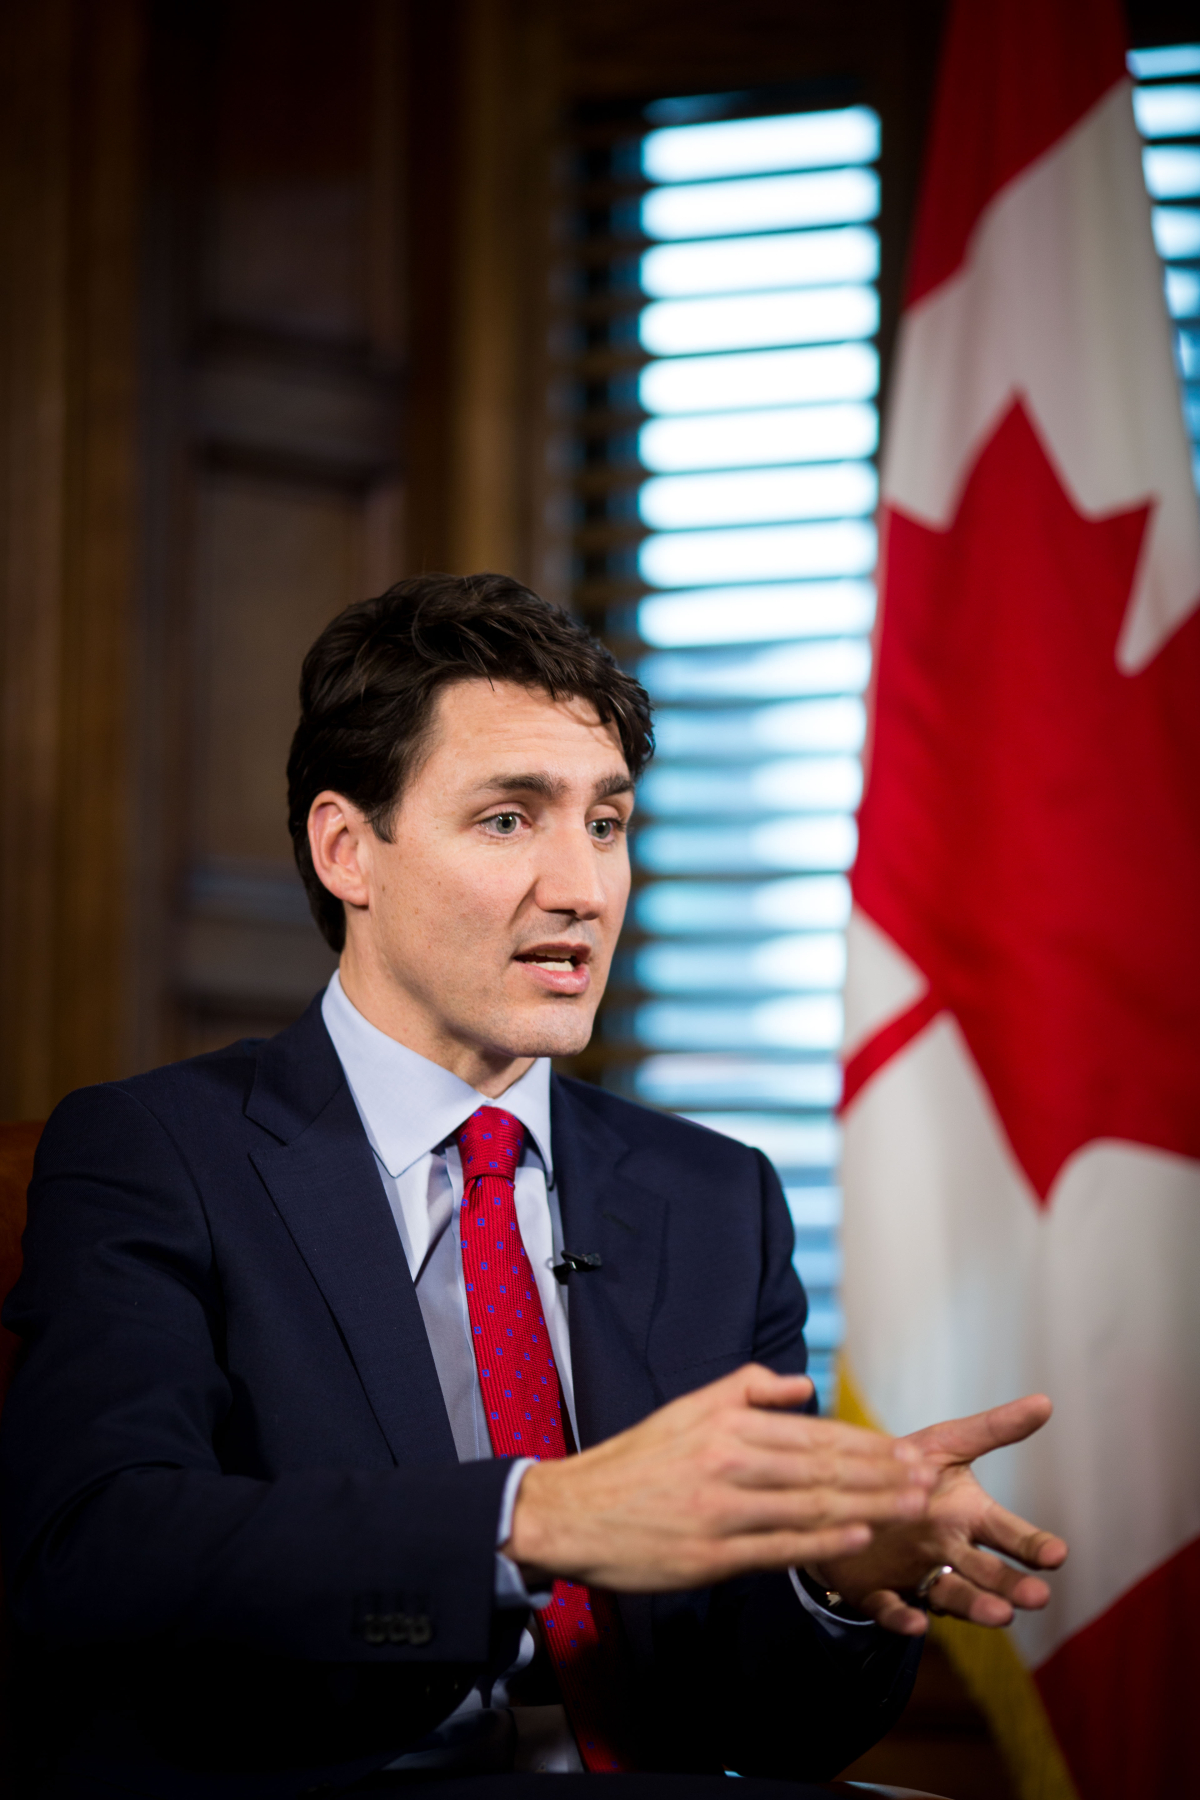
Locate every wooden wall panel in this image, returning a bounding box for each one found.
[56,0,144,1099]
[0,0,71,1120]
[0,0,571,1093]
[405,0,560,589]
[192,478,364,865]
[207,0,374,343]
[145,0,406,1058]
[0,0,143,1117]
[451,0,559,584]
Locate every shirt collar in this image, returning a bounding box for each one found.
[320,970,554,1181]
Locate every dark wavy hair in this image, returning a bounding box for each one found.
[287,572,655,951]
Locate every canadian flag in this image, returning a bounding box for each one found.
[839,3,1200,1798]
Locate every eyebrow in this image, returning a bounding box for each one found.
[477,771,635,803]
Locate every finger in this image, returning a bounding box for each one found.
[971,1499,1068,1571]
[744,1414,923,1460]
[661,1366,815,1435]
[855,1588,931,1637]
[717,1520,874,1579]
[606,1368,815,1455]
[927,1569,1013,1628]
[736,1365,816,1411]
[949,1544,1053,1611]
[721,1443,936,1497]
[907,1394,1053,1465]
[713,1477,931,1538]
[592,1519,878,1592]
[733,1402,936,1470]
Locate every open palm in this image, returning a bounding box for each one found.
[808,1394,1069,1635]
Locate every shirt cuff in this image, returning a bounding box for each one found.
[789,1567,880,1652]
[494,1458,554,1610]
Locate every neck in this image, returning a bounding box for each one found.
[336,957,536,1097]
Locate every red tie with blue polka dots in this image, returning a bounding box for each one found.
[456,1105,636,1773]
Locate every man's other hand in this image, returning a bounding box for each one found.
[504,1363,938,1592]
[804,1394,1068,1635]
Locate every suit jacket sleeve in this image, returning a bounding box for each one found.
[0,1082,510,1670]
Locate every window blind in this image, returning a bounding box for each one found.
[564,93,881,1411]
[1130,43,1200,488]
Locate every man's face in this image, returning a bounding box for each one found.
[323,679,634,1089]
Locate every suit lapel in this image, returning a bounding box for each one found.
[246,1002,458,1468]
[551,1078,667,1452]
[238,1013,673,1470]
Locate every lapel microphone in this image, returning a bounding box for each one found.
[552,1250,603,1284]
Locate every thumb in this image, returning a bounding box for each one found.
[908,1394,1053,1464]
[857,1588,931,1637]
[740,1364,816,1410]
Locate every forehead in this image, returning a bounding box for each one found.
[423,679,628,778]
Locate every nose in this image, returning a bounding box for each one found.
[533,820,618,921]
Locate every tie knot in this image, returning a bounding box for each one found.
[456,1106,524,1184]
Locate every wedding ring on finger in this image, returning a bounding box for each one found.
[913,1563,955,1610]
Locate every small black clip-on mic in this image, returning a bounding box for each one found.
[551,1250,603,1284]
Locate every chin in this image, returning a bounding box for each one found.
[495,1002,597,1061]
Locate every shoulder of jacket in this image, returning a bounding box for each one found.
[48,1037,262,1131]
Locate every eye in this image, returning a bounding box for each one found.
[487,812,522,835]
[588,816,622,842]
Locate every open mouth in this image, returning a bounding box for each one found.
[514,946,590,971]
[512,945,593,992]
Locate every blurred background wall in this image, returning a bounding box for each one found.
[0,0,954,1116]
[0,0,1186,1115]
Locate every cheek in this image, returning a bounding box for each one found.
[374,850,468,957]
[606,847,633,910]
[593,857,631,953]
[430,853,525,943]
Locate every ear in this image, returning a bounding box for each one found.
[308,792,372,915]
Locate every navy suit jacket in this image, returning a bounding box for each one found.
[0,998,918,1793]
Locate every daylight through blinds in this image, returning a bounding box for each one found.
[1130,43,1200,488]
[563,98,881,1409]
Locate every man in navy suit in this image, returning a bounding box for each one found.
[0,576,1065,1796]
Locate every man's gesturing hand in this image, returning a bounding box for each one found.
[504,1364,938,1593]
[805,1394,1069,1635]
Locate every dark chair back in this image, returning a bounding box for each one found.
[0,1122,41,1788]
[0,1124,38,1402]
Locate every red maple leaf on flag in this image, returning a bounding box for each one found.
[852,400,1200,1202]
